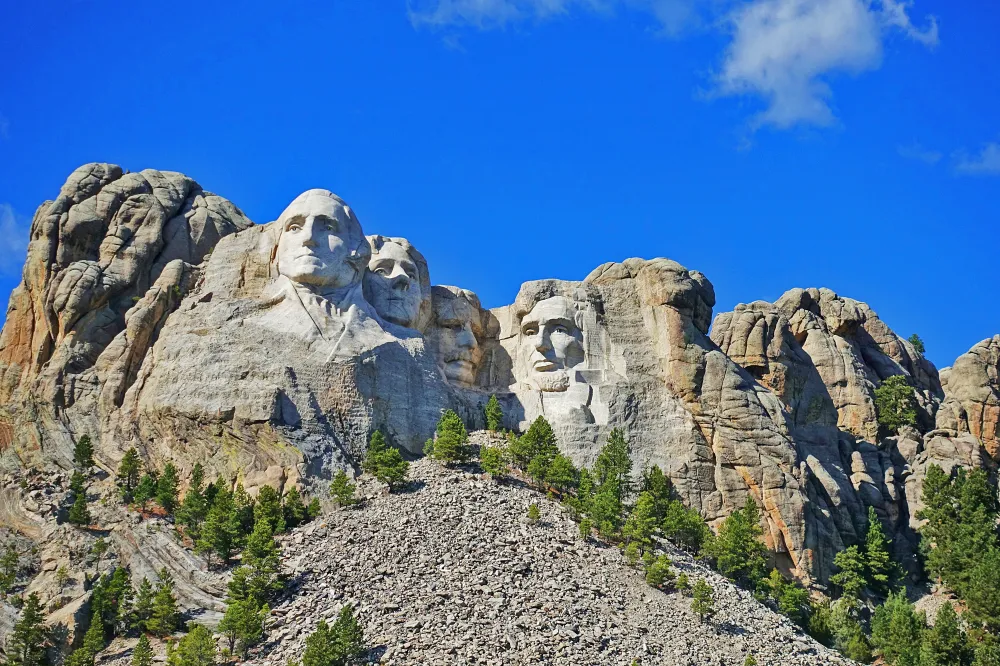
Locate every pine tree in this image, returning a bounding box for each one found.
[134,471,159,509]
[232,483,256,542]
[82,604,106,656]
[508,416,557,470]
[527,503,540,523]
[239,519,282,604]
[919,603,966,666]
[865,506,899,594]
[69,470,86,495]
[831,598,872,662]
[197,487,238,566]
[544,453,578,494]
[156,463,180,514]
[363,431,389,476]
[74,435,95,471]
[6,592,47,666]
[645,554,675,589]
[0,544,19,593]
[282,487,308,528]
[479,446,508,479]
[133,578,155,632]
[966,547,1000,633]
[874,375,918,434]
[329,471,358,508]
[623,491,658,548]
[484,394,503,432]
[593,428,633,498]
[302,605,364,666]
[166,624,216,666]
[117,448,142,493]
[219,598,269,658]
[831,545,867,599]
[908,334,926,354]
[132,634,153,666]
[706,497,767,588]
[68,487,92,526]
[871,592,924,666]
[362,431,409,491]
[641,465,673,520]
[662,500,711,553]
[624,541,641,567]
[307,497,321,520]
[432,410,471,465]
[973,637,1000,666]
[177,463,207,536]
[147,569,180,637]
[691,579,715,623]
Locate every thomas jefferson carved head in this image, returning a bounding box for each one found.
[513,283,601,392]
[428,286,484,386]
[364,235,431,331]
[273,190,369,291]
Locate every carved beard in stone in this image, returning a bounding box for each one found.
[274,190,369,299]
[429,287,483,387]
[364,238,427,330]
[518,296,585,392]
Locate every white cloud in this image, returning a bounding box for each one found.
[954,142,1000,176]
[879,0,938,46]
[0,204,29,277]
[715,0,938,130]
[897,142,942,165]
[407,0,603,28]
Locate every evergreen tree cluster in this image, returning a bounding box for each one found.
[874,375,919,434]
[364,431,410,491]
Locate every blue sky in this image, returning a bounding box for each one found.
[0,0,996,368]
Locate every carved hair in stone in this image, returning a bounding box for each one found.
[428,285,485,387]
[364,235,432,332]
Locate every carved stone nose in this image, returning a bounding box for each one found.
[390,273,410,291]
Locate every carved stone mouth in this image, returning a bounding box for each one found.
[532,360,557,371]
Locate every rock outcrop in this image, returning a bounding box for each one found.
[1,163,998,591]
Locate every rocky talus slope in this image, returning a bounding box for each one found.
[251,459,851,666]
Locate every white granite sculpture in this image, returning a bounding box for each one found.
[364,235,432,332]
[427,285,485,387]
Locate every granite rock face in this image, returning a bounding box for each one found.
[1,164,998,588]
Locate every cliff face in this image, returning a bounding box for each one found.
[1,164,997,587]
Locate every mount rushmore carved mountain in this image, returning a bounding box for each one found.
[1,163,998,589]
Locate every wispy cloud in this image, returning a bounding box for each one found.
[0,204,29,277]
[409,0,939,131]
[954,142,1000,176]
[715,0,938,130]
[897,142,942,165]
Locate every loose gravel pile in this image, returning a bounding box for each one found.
[249,460,853,666]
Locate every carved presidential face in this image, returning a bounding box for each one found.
[430,288,483,386]
[519,296,585,392]
[365,240,425,329]
[275,190,367,290]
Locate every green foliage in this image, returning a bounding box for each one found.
[70,470,86,495]
[808,600,834,647]
[623,491,658,547]
[117,448,142,493]
[91,567,132,638]
[866,506,900,595]
[705,497,767,588]
[283,487,308,529]
[645,554,674,589]
[219,598,269,658]
[578,518,592,541]
[330,471,358,508]
[593,428,633,499]
[908,334,926,355]
[68,486,92,526]
[132,634,153,666]
[238,518,283,605]
[6,592,48,666]
[307,497,321,519]
[147,569,180,637]
[484,394,503,431]
[966,548,1000,632]
[166,624,217,666]
[431,410,471,465]
[363,430,410,491]
[527,503,540,523]
[82,604,106,656]
[831,598,872,663]
[133,578,155,633]
[197,487,238,566]
[871,592,924,666]
[156,463,180,514]
[624,541,641,567]
[74,435,94,471]
[479,446,508,478]
[508,416,557,470]
[973,636,1000,666]
[301,606,365,666]
[232,483,256,541]
[544,454,578,493]
[177,464,208,537]
[874,375,918,434]
[255,486,286,534]
[641,465,673,520]
[919,603,966,666]
[662,500,711,553]
[744,655,758,666]
[676,572,691,595]
[831,545,867,599]
[691,579,715,623]
[134,471,158,508]
[0,544,19,593]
